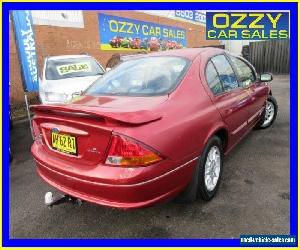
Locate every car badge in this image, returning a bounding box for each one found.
[52,128,60,133]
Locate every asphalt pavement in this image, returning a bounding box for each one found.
[10,75,290,239]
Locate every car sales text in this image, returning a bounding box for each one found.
[206,13,289,40]
[109,20,185,39]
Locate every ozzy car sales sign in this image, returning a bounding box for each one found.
[206,12,289,40]
[98,14,187,51]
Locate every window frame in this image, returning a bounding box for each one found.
[225,53,258,88]
[204,53,241,96]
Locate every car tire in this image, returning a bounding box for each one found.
[255,95,278,129]
[175,136,223,203]
[198,136,224,201]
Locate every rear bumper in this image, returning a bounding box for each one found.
[34,157,197,209]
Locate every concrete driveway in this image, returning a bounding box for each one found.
[9,75,290,239]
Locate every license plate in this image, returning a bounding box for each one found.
[51,132,77,155]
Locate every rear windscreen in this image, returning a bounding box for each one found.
[85,56,190,96]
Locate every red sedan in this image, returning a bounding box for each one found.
[31,48,278,209]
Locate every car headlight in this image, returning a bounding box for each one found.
[44,92,69,103]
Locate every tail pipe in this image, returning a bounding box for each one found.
[44,192,83,209]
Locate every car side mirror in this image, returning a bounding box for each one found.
[260,73,273,82]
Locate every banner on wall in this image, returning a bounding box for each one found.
[12,10,39,92]
[98,14,187,51]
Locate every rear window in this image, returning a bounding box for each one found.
[85,56,190,96]
[45,57,104,80]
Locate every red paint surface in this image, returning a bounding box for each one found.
[31,48,270,209]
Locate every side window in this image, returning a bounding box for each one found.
[211,55,239,92]
[229,55,256,87]
[205,61,223,95]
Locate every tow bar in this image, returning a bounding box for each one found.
[44,192,83,209]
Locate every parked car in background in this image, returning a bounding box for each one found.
[159,39,168,51]
[148,37,160,51]
[140,38,149,50]
[31,48,277,209]
[175,43,183,49]
[109,36,123,48]
[39,55,105,104]
[120,37,131,48]
[130,37,142,49]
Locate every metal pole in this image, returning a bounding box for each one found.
[24,93,34,139]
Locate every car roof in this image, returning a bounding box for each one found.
[47,55,93,60]
[130,47,225,60]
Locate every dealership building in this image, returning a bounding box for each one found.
[9,10,221,106]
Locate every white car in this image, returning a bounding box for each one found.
[39,55,105,104]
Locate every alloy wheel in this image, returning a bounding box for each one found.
[262,101,275,127]
[204,146,221,191]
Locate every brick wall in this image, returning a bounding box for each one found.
[10,10,220,104]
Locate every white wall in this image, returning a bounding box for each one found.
[221,40,251,55]
[31,10,84,28]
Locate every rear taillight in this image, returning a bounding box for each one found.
[32,120,41,141]
[105,134,163,167]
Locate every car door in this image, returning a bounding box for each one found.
[205,54,252,143]
[227,54,269,126]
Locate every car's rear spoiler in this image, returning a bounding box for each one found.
[30,104,162,125]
